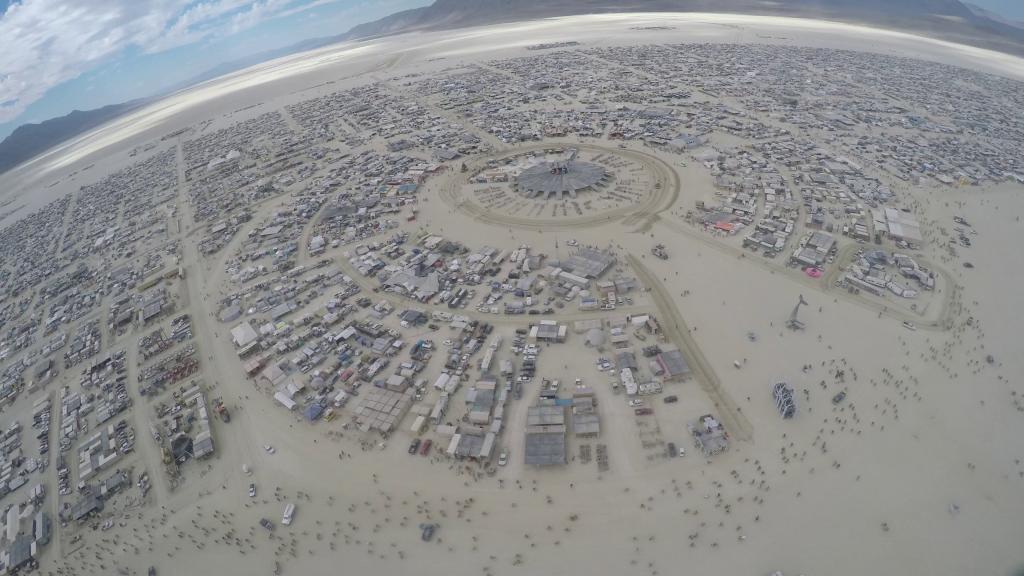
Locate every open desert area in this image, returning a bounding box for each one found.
[0,12,1022,576]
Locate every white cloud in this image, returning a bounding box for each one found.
[0,0,339,123]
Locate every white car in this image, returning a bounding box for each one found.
[902,321,917,331]
[264,445,275,454]
[498,451,508,466]
[248,483,256,497]
[628,399,644,408]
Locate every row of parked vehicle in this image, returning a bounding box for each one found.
[33,405,50,457]
[57,456,71,496]
[113,419,135,454]
[512,331,538,381]
[407,438,433,456]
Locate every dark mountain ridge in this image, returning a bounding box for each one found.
[339,0,1024,53]
[0,100,147,175]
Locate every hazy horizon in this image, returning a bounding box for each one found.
[0,0,429,140]
[0,0,1022,141]
[0,7,1022,576]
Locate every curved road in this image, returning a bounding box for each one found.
[653,216,956,332]
[437,142,679,231]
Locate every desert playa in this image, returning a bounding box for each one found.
[0,12,1022,576]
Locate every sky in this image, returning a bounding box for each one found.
[970,0,1024,20]
[0,0,1021,140]
[0,0,428,139]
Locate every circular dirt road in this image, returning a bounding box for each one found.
[438,142,679,231]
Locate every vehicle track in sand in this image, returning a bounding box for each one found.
[628,254,754,442]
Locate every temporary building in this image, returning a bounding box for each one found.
[274,392,297,410]
[304,403,324,421]
[230,322,259,348]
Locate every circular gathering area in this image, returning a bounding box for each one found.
[515,160,609,199]
[440,144,676,229]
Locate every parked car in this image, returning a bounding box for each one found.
[498,451,508,466]
[419,438,433,456]
[628,399,644,408]
[663,395,678,404]
[264,445,275,454]
[248,483,256,498]
[634,408,654,416]
[666,442,677,458]
[260,518,275,531]
[408,438,421,454]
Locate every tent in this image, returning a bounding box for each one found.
[230,322,259,348]
[274,391,297,410]
[304,403,324,421]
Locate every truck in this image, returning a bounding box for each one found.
[419,438,433,456]
[282,503,295,526]
[213,398,230,423]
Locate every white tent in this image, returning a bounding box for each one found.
[274,391,297,410]
[230,322,259,348]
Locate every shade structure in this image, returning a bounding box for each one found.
[516,160,606,199]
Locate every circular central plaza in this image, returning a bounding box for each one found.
[433,144,676,229]
[515,160,608,199]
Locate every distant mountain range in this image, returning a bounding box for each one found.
[964,2,1024,30]
[0,99,148,176]
[337,0,1024,51]
[3,0,1023,175]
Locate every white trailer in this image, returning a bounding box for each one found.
[430,394,449,425]
[410,415,427,435]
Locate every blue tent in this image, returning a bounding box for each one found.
[304,403,324,422]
